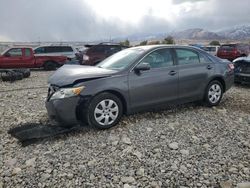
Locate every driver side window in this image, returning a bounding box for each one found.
[139,48,173,69]
[6,48,22,57]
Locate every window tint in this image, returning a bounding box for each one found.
[34,47,45,54]
[98,48,144,70]
[199,53,213,64]
[140,48,173,68]
[61,46,73,52]
[6,48,22,57]
[24,48,32,56]
[220,45,235,52]
[176,49,199,65]
[105,46,121,55]
[35,46,73,53]
[45,47,60,53]
[92,45,105,53]
[204,47,216,52]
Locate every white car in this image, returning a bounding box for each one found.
[202,46,220,56]
[233,54,250,63]
[33,45,78,59]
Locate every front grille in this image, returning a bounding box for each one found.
[47,85,59,101]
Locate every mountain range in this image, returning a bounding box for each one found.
[120,25,250,42]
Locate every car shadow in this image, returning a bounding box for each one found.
[234,83,250,89]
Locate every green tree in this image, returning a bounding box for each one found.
[139,40,148,46]
[120,39,130,47]
[147,40,160,45]
[162,36,175,44]
[209,40,220,46]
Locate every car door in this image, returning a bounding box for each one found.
[175,48,215,101]
[21,48,34,68]
[0,48,25,68]
[128,48,178,111]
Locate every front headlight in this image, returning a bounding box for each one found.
[50,86,85,100]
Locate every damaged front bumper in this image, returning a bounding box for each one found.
[45,96,80,127]
[235,73,250,83]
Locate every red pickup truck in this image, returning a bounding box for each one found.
[0,47,67,70]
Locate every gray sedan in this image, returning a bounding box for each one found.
[46,45,234,129]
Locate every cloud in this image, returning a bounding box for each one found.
[0,0,249,41]
[0,0,124,41]
[173,0,250,30]
[172,0,207,4]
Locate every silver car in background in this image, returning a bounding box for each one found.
[33,45,78,59]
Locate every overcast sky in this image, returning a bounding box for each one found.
[0,0,249,41]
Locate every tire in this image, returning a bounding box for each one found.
[84,92,123,129]
[15,72,24,80]
[14,69,31,78]
[1,71,17,82]
[204,80,223,107]
[44,62,57,70]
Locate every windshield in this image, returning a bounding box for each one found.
[97,48,144,70]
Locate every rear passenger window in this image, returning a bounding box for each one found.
[62,46,73,52]
[93,46,105,53]
[45,47,60,53]
[176,49,199,65]
[199,53,213,64]
[219,45,234,52]
[45,47,53,53]
[24,49,31,56]
[34,47,45,54]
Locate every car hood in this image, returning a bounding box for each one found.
[233,55,250,63]
[48,65,117,86]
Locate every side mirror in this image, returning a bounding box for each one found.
[134,63,150,73]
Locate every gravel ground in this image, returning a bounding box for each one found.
[0,71,249,188]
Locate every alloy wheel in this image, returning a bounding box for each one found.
[94,99,119,126]
[208,83,222,104]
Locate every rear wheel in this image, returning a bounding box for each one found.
[44,62,57,70]
[84,92,123,129]
[204,80,223,107]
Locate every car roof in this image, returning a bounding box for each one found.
[33,45,73,49]
[129,44,202,52]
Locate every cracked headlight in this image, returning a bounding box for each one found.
[50,86,85,100]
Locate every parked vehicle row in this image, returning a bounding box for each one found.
[46,45,234,129]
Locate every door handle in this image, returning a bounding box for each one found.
[207,65,213,70]
[169,70,177,76]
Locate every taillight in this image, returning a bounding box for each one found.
[83,54,89,61]
[228,63,234,71]
[233,49,240,55]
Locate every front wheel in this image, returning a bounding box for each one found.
[204,80,223,107]
[85,92,123,129]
